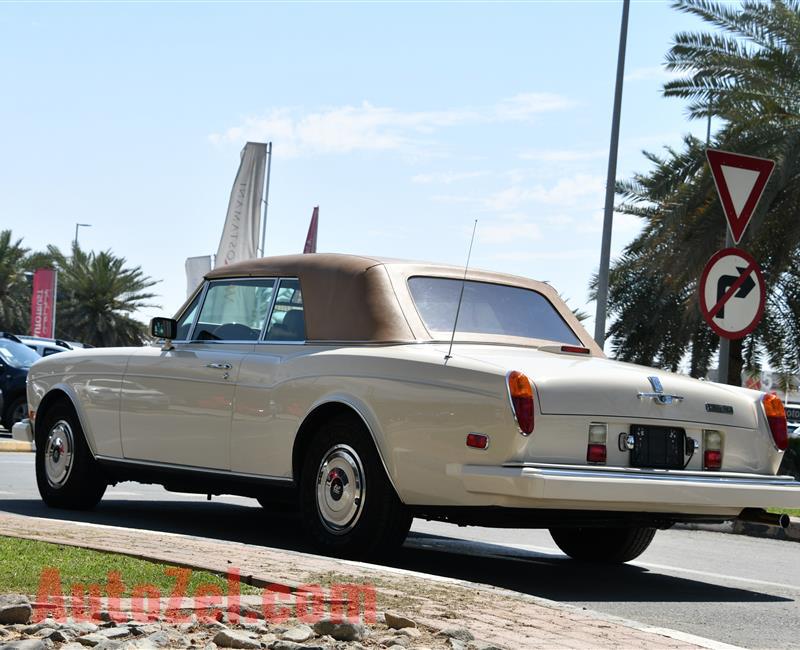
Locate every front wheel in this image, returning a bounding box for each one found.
[549,526,656,563]
[35,402,107,510]
[2,396,27,431]
[300,415,411,557]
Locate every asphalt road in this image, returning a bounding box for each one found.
[1,452,798,649]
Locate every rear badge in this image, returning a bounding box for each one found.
[706,403,734,415]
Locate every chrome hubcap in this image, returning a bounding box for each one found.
[44,420,75,488]
[315,444,365,535]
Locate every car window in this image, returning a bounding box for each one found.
[264,279,305,342]
[0,339,41,368]
[174,290,204,341]
[408,276,582,346]
[193,279,276,342]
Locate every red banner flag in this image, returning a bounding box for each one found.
[303,206,319,254]
[30,268,57,338]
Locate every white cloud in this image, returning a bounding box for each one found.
[411,170,490,185]
[484,174,605,212]
[209,93,575,157]
[479,216,542,244]
[518,148,606,162]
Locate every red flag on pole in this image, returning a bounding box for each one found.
[303,206,319,254]
[30,268,57,338]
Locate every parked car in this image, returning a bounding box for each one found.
[16,336,73,357]
[14,254,800,560]
[0,333,40,430]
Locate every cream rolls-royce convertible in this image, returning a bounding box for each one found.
[14,254,800,560]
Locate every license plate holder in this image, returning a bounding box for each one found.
[629,425,686,470]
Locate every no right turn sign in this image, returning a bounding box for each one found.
[699,248,766,340]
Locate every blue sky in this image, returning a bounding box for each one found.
[0,1,711,341]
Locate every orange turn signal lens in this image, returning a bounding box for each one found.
[507,371,534,435]
[763,393,788,451]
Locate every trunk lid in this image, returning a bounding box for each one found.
[456,345,760,429]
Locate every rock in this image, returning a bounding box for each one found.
[145,630,172,647]
[93,641,123,650]
[21,621,59,635]
[118,641,161,650]
[0,594,33,625]
[268,642,327,650]
[387,646,407,650]
[447,640,466,650]
[396,628,421,638]
[384,612,417,630]
[378,636,409,647]
[1,641,49,650]
[280,625,313,643]
[212,629,261,649]
[96,627,131,640]
[312,619,367,642]
[60,644,87,650]
[439,627,474,642]
[202,644,217,650]
[43,628,77,642]
[239,620,268,633]
[62,622,100,635]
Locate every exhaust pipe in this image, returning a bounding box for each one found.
[737,508,790,528]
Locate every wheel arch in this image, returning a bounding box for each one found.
[34,386,96,455]
[292,398,403,501]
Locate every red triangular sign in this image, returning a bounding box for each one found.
[706,149,775,244]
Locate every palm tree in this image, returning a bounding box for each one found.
[0,230,31,333]
[49,245,159,347]
[600,0,800,385]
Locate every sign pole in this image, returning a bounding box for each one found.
[259,142,273,257]
[717,231,733,384]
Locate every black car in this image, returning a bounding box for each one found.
[0,333,40,430]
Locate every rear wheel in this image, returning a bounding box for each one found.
[299,414,411,557]
[549,526,656,563]
[35,401,106,510]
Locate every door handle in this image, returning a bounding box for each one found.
[205,362,232,370]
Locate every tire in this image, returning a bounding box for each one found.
[549,526,656,563]
[2,396,27,431]
[299,414,411,557]
[35,401,107,510]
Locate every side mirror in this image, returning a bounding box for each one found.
[150,317,177,341]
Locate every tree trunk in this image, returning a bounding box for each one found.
[727,338,744,386]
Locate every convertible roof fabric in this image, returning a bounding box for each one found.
[196,253,600,353]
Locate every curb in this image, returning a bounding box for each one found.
[0,439,34,452]
[675,517,800,543]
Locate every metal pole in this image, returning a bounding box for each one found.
[594,0,631,346]
[259,142,273,257]
[704,92,732,384]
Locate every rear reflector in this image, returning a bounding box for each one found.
[466,433,489,449]
[587,444,607,463]
[762,394,789,451]
[507,371,534,435]
[561,345,591,354]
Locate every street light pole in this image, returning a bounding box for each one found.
[594,0,631,346]
[74,223,91,248]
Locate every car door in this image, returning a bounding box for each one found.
[120,278,276,470]
[230,278,309,478]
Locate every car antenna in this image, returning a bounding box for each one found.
[445,219,477,362]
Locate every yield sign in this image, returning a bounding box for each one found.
[706,149,775,244]
[699,247,765,340]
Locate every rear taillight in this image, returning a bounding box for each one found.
[763,393,788,451]
[587,423,607,464]
[507,371,534,435]
[704,430,723,470]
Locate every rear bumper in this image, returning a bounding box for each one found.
[12,419,34,443]
[461,463,800,513]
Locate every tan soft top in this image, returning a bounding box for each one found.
[197,253,600,353]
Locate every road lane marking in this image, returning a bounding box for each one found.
[501,542,800,593]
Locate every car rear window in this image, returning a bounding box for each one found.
[408,276,582,346]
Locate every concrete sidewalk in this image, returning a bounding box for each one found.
[0,512,738,649]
